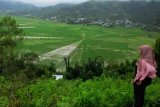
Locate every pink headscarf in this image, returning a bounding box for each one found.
[134,45,157,84]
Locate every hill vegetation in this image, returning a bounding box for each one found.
[0,1,36,12]
[1,0,160,31]
[9,1,160,31]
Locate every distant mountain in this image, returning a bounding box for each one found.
[33,3,76,17]
[0,1,36,11]
[9,1,160,26]
[45,3,75,9]
[9,3,76,17]
[53,1,160,26]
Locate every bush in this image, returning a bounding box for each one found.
[154,37,160,70]
[0,97,8,107]
[16,79,79,107]
[71,77,133,107]
[47,62,56,74]
[145,79,160,107]
[2,75,160,107]
[104,59,137,79]
[65,56,104,81]
[20,52,55,79]
[15,77,134,107]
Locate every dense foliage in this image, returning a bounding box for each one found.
[1,76,160,107]
[0,16,56,77]
[104,60,137,79]
[0,16,23,74]
[0,17,160,107]
[0,76,134,107]
[154,37,160,70]
[65,56,104,81]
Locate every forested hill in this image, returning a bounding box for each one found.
[46,1,160,26]
[10,1,160,26]
[44,3,76,9]
[0,1,36,11]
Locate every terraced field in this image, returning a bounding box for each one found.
[13,16,159,65]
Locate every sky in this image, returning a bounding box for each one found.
[6,0,154,7]
[7,0,89,7]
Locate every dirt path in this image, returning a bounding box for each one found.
[39,40,83,72]
[39,40,83,61]
[18,26,35,29]
[16,36,62,39]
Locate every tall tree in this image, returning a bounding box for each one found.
[0,16,23,73]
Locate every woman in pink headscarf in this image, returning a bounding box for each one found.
[134,45,157,107]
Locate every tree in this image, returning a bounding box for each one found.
[0,16,23,73]
[0,16,23,54]
[154,37,160,69]
[0,16,22,36]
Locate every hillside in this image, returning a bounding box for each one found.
[53,1,160,26]
[44,3,75,9]
[0,1,36,12]
[9,1,160,27]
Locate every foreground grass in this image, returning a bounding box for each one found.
[1,75,160,107]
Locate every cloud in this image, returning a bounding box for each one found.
[7,0,88,6]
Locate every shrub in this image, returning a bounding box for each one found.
[65,56,104,81]
[104,59,137,79]
[154,37,160,70]
[56,76,134,107]
[0,97,8,107]
[47,62,56,74]
[145,79,160,107]
[20,52,55,79]
[2,75,160,107]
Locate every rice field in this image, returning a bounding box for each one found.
[13,16,159,64]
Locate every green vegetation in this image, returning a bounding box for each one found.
[4,76,134,107]
[65,56,104,81]
[0,16,160,107]
[0,16,23,74]
[154,37,160,70]
[11,16,159,63]
[1,75,160,107]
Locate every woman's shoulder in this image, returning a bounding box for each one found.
[137,59,148,65]
[136,59,144,66]
[136,59,149,69]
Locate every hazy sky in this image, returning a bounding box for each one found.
[8,0,89,6]
[6,0,153,7]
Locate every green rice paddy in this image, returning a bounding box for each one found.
[13,16,159,63]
